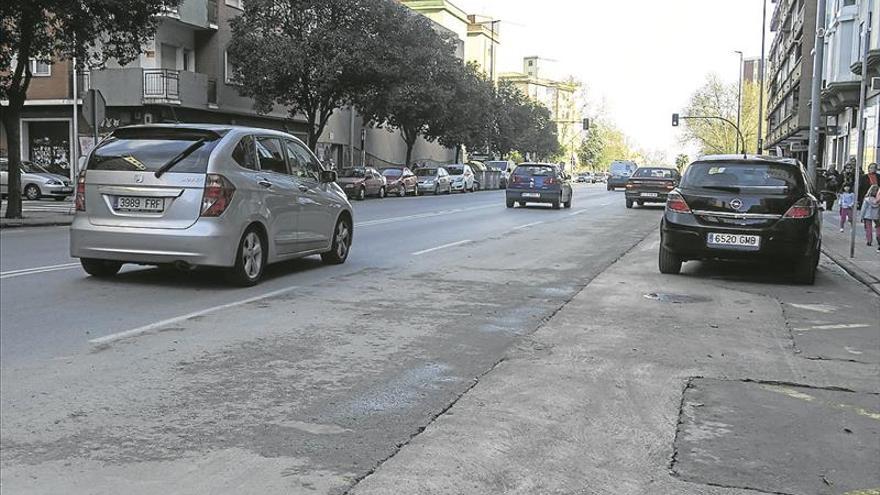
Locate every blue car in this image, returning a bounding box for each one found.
[506,163,573,209]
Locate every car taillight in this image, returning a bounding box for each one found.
[625,183,634,188]
[783,198,814,219]
[666,191,691,213]
[200,174,235,217]
[544,177,556,185]
[511,175,526,184]
[74,172,86,212]
[665,181,675,189]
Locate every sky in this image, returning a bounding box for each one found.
[455,0,769,161]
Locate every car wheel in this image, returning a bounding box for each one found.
[506,199,515,208]
[322,216,352,265]
[434,185,439,195]
[518,201,526,207]
[412,185,419,197]
[606,184,612,191]
[24,184,40,200]
[227,228,266,286]
[636,200,644,206]
[552,194,561,210]
[378,186,386,199]
[80,258,123,278]
[564,196,572,208]
[625,198,633,208]
[357,186,366,201]
[792,250,818,285]
[399,186,406,197]
[54,196,67,201]
[658,244,682,274]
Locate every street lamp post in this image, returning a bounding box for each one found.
[757,0,767,155]
[735,50,744,154]
[807,0,828,181]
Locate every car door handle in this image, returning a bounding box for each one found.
[257,178,272,188]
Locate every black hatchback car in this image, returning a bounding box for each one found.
[659,155,821,284]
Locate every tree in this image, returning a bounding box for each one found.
[227,0,386,151]
[577,125,605,170]
[680,73,765,155]
[0,0,178,218]
[675,153,690,171]
[491,82,533,160]
[434,63,495,163]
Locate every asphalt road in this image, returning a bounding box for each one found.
[3,183,876,494]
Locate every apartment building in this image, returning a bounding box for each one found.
[499,57,582,163]
[821,0,880,169]
[0,0,469,178]
[765,0,817,160]
[743,57,762,84]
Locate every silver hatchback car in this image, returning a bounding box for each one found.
[70,124,354,285]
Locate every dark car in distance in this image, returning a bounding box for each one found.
[607,160,637,190]
[659,155,821,284]
[506,163,573,209]
[381,167,419,197]
[625,166,680,208]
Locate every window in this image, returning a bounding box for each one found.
[183,49,193,71]
[87,129,220,173]
[232,135,257,170]
[224,51,240,84]
[284,139,322,180]
[255,137,288,174]
[226,0,244,9]
[30,58,51,76]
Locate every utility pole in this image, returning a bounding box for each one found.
[757,0,767,155]
[851,1,872,258]
[71,56,79,182]
[807,0,828,181]
[735,51,744,154]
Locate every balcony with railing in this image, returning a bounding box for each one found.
[89,68,213,108]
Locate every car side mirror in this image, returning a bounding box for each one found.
[320,170,337,183]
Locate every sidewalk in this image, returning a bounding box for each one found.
[822,210,880,295]
[0,200,74,229]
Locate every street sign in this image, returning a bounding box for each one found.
[82,89,106,129]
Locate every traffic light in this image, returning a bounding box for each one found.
[582,118,590,130]
[672,113,680,127]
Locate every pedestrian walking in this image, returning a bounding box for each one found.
[859,184,880,247]
[867,163,879,187]
[839,185,855,232]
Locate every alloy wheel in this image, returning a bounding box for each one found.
[242,232,263,280]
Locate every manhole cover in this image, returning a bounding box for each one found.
[643,292,711,304]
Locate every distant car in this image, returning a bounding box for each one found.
[381,167,419,197]
[446,164,476,193]
[577,172,596,183]
[69,124,353,286]
[486,160,514,188]
[337,167,387,200]
[607,160,637,190]
[415,166,452,194]
[625,166,680,208]
[595,173,607,183]
[0,158,73,201]
[506,163,573,209]
[659,155,821,284]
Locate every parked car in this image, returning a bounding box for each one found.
[659,155,821,284]
[485,160,514,188]
[446,164,476,193]
[577,172,595,183]
[381,166,419,197]
[1,158,74,201]
[506,163,573,209]
[415,166,452,194]
[595,173,608,183]
[607,160,637,190]
[69,124,353,286]
[338,167,387,200]
[624,166,680,208]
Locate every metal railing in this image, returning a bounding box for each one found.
[143,69,179,100]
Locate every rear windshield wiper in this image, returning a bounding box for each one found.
[700,185,741,192]
[154,138,208,178]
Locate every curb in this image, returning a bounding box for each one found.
[821,246,880,296]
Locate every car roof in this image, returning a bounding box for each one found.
[111,123,301,141]
[517,162,556,167]
[694,154,803,166]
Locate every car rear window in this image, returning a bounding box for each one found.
[339,169,366,178]
[682,161,804,191]
[88,129,220,173]
[416,169,438,177]
[382,168,402,177]
[514,165,555,177]
[446,166,465,175]
[633,168,677,178]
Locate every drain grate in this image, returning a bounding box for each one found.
[643,292,711,304]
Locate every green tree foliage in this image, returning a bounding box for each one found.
[675,153,690,171]
[0,0,178,218]
[576,120,638,171]
[681,74,764,155]
[434,63,495,163]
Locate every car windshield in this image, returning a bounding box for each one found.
[339,169,366,178]
[446,166,464,175]
[88,130,220,173]
[633,168,676,178]
[382,168,402,177]
[682,162,803,191]
[415,169,437,177]
[514,165,554,177]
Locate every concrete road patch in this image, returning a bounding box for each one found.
[673,378,880,494]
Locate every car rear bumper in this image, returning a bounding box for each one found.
[40,184,74,197]
[660,212,820,261]
[608,178,628,188]
[507,189,561,203]
[417,183,437,192]
[70,215,240,267]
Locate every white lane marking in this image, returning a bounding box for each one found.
[411,240,472,256]
[568,209,588,216]
[357,204,496,227]
[793,323,872,331]
[599,203,610,207]
[89,286,299,346]
[789,303,838,314]
[0,262,80,279]
[511,221,544,231]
